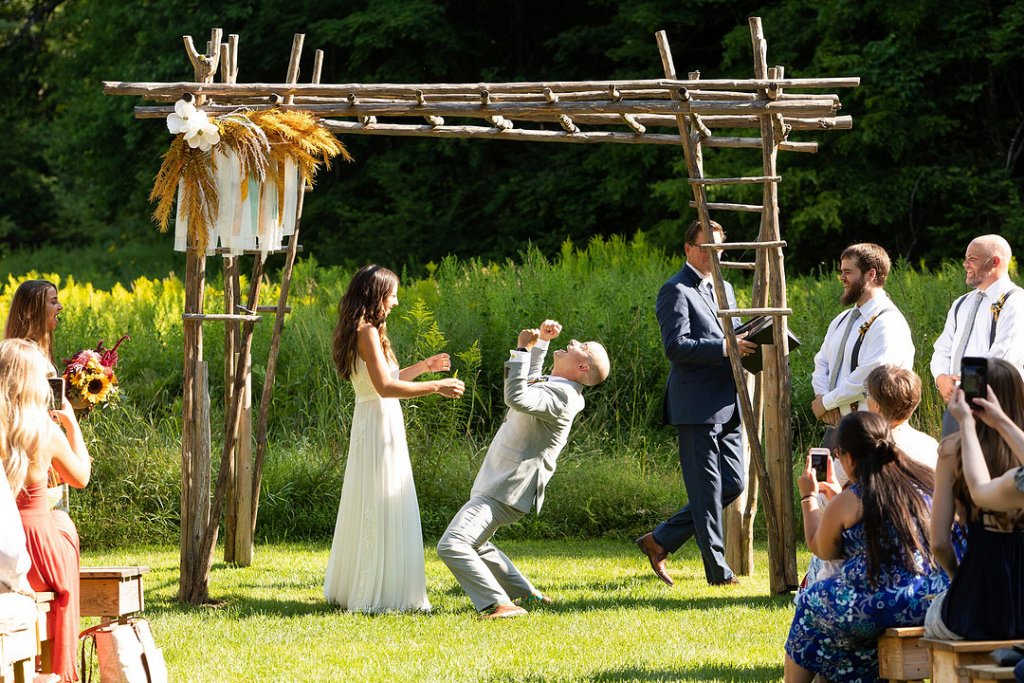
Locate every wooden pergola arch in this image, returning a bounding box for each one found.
[104,18,859,604]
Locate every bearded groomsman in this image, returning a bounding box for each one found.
[931,234,1024,436]
[811,243,914,445]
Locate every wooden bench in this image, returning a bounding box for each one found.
[922,638,1024,683]
[0,591,53,683]
[879,626,929,682]
[80,566,150,624]
[959,664,1018,682]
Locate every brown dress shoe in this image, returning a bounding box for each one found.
[481,603,528,620]
[635,532,673,586]
[710,576,740,586]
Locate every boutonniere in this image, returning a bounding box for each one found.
[991,292,1009,322]
[858,312,881,340]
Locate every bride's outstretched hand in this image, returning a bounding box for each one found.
[436,377,465,399]
[424,353,452,373]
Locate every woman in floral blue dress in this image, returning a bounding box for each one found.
[785,411,950,683]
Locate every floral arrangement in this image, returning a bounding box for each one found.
[62,336,129,413]
[149,99,351,253]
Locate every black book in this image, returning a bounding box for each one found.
[733,315,801,373]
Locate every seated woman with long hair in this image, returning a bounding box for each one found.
[0,338,90,682]
[4,279,69,512]
[925,358,1024,640]
[785,411,949,683]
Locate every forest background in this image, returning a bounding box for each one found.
[0,0,1023,548]
[1,0,1022,274]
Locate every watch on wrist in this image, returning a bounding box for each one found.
[517,347,528,352]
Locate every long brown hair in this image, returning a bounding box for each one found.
[952,358,1024,528]
[4,279,58,362]
[837,411,935,585]
[0,338,53,494]
[331,265,399,379]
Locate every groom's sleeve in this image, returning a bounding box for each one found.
[503,355,573,423]
[528,339,548,376]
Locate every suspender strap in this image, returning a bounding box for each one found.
[952,292,969,335]
[850,308,894,373]
[989,288,1019,346]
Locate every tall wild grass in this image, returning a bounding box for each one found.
[1,238,988,547]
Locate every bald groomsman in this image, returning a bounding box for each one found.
[931,234,1024,436]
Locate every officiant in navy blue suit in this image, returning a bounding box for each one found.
[636,219,756,587]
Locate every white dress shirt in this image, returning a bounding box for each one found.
[930,275,1024,378]
[812,291,915,413]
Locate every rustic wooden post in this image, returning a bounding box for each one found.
[749,17,798,590]
[178,28,221,605]
[220,35,244,565]
[230,351,254,565]
[249,44,319,541]
[656,29,789,593]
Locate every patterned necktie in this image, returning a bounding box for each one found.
[952,290,985,370]
[828,308,862,391]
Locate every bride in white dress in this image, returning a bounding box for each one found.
[324,265,465,612]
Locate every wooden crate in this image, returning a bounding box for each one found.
[80,567,150,621]
[879,626,929,681]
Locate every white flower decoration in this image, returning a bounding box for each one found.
[166,99,198,135]
[166,98,221,151]
[183,111,221,151]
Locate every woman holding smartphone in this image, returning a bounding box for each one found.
[4,279,68,511]
[3,279,63,371]
[324,265,464,612]
[0,338,91,682]
[924,358,1024,641]
[785,411,946,683]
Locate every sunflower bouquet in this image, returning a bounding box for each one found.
[62,335,129,414]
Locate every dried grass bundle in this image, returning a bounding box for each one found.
[149,107,349,251]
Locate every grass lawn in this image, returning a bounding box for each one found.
[83,539,801,682]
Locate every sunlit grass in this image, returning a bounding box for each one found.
[83,540,800,682]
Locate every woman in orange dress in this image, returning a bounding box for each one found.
[0,338,91,682]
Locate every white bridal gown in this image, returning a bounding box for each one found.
[323,358,431,612]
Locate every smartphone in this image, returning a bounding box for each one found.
[47,377,65,411]
[809,447,831,482]
[960,356,987,407]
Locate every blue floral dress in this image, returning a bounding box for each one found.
[785,485,951,682]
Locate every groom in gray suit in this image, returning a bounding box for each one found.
[437,320,610,619]
[636,219,756,587]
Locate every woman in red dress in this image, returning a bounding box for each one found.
[0,338,90,682]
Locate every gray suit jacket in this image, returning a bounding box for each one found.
[471,345,585,513]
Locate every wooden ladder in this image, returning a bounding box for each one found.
[655,18,799,593]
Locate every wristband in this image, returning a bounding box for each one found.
[800,494,815,502]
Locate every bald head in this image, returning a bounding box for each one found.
[582,342,610,387]
[964,234,1012,289]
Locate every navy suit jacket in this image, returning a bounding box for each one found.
[657,264,739,426]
